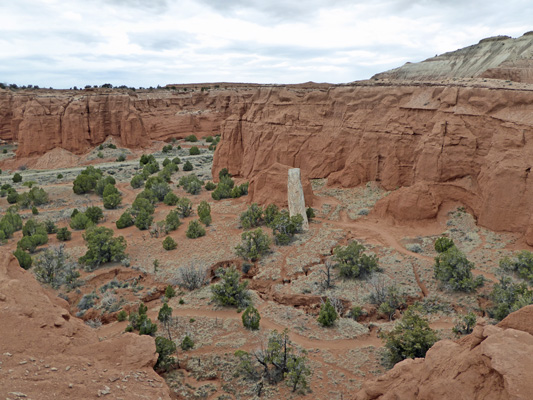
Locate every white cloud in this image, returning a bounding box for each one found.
[0,0,531,87]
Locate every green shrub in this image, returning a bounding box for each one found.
[197,201,212,226]
[79,226,127,269]
[333,240,378,279]
[130,174,144,189]
[165,285,176,299]
[12,172,22,183]
[380,307,437,366]
[240,203,263,229]
[31,206,38,215]
[189,146,200,155]
[317,298,338,327]
[70,212,93,230]
[56,227,72,241]
[172,157,181,164]
[162,145,172,153]
[140,154,156,166]
[103,193,122,209]
[163,192,179,206]
[108,143,117,149]
[176,197,192,218]
[211,183,232,200]
[132,196,156,214]
[14,248,32,269]
[185,134,198,142]
[7,190,19,204]
[434,237,454,253]
[181,335,194,351]
[85,206,104,223]
[163,236,177,250]
[434,246,483,292]
[102,182,119,197]
[165,210,181,232]
[205,136,214,142]
[182,160,193,171]
[116,211,134,229]
[218,168,230,180]
[179,174,202,195]
[271,211,304,245]
[242,306,261,330]
[143,161,160,175]
[117,310,127,322]
[28,187,49,205]
[235,228,271,261]
[33,245,80,289]
[500,250,533,282]
[116,153,126,162]
[264,204,280,227]
[127,303,158,336]
[57,173,63,179]
[186,220,206,239]
[44,220,58,234]
[211,266,250,308]
[134,210,153,230]
[73,167,102,194]
[306,207,315,220]
[155,336,176,371]
[489,276,533,321]
[205,181,216,191]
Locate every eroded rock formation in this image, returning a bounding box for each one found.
[355,306,533,400]
[0,253,171,400]
[212,82,533,243]
[0,88,255,157]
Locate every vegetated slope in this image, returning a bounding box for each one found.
[372,32,533,83]
[355,305,533,400]
[0,252,172,400]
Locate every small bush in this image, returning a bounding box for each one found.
[489,276,533,321]
[165,210,181,232]
[317,298,338,327]
[162,144,173,153]
[97,151,104,158]
[134,210,153,230]
[162,236,177,250]
[31,206,38,215]
[197,201,212,226]
[79,226,127,269]
[172,157,181,164]
[205,136,214,142]
[240,203,263,229]
[85,206,104,223]
[130,174,144,189]
[70,212,93,230]
[56,227,72,241]
[116,211,134,229]
[163,192,179,206]
[183,160,193,171]
[14,248,32,269]
[205,181,216,191]
[264,204,280,227]
[174,263,208,291]
[434,246,483,292]
[189,146,200,155]
[211,266,250,308]
[218,168,230,180]
[333,240,378,279]
[185,134,198,142]
[306,207,315,220]
[186,220,206,239]
[116,153,126,162]
[165,285,176,299]
[452,312,477,336]
[117,310,127,322]
[380,307,437,366]
[242,306,261,330]
[12,172,22,183]
[271,211,304,245]
[235,228,271,261]
[155,336,176,371]
[176,197,192,218]
[179,174,202,195]
[500,250,533,282]
[181,335,194,351]
[434,237,454,253]
[103,193,122,209]
[57,173,64,179]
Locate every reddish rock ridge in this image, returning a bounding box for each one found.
[212,82,533,243]
[0,88,255,157]
[0,252,172,400]
[355,306,533,400]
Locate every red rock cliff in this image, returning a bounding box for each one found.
[212,82,533,242]
[0,88,253,157]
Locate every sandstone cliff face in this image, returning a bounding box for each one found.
[373,32,533,83]
[0,88,253,157]
[212,82,533,242]
[355,306,533,400]
[0,253,172,400]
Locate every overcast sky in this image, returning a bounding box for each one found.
[0,0,530,88]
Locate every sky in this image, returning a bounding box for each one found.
[0,0,531,88]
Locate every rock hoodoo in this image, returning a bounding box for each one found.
[287,168,309,231]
